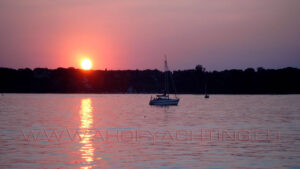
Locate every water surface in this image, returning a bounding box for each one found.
[0,94,299,168]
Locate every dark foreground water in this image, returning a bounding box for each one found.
[0,94,299,169]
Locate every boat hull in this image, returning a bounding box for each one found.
[149,98,179,106]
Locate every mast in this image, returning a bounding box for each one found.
[164,55,169,96]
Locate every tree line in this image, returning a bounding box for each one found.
[0,66,299,94]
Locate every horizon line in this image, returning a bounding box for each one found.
[0,66,299,72]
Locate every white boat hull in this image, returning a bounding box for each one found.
[149,98,179,106]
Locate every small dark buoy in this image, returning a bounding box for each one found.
[205,94,209,99]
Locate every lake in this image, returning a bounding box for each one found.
[0,94,299,168]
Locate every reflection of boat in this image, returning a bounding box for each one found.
[149,56,179,106]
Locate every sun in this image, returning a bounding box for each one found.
[81,58,92,70]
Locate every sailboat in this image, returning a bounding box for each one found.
[149,57,180,106]
[204,83,209,99]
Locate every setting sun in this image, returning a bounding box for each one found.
[81,59,92,70]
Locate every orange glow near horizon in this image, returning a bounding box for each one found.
[81,58,92,70]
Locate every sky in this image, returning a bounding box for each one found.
[0,0,299,71]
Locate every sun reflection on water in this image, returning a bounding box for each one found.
[79,98,95,168]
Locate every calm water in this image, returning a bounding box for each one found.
[0,94,299,169]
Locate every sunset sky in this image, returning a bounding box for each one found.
[0,0,299,71]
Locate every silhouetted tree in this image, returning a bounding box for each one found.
[0,66,299,94]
